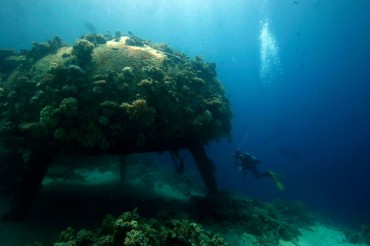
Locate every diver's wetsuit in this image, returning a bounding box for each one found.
[234,151,272,179]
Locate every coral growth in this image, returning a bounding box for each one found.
[120,99,155,128]
[54,209,227,246]
[40,106,59,128]
[0,33,232,155]
[59,97,78,118]
[190,194,316,245]
[72,38,95,67]
[49,193,319,246]
[85,34,107,45]
[29,36,63,61]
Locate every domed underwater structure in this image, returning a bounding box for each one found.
[0,32,232,219]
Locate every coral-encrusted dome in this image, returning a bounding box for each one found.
[0,34,232,154]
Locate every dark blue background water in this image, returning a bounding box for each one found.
[1,0,369,227]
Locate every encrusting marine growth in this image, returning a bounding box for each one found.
[0,34,231,153]
[54,208,227,246]
[0,32,232,220]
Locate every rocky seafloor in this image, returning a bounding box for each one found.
[1,154,368,246]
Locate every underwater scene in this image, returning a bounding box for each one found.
[0,0,369,245]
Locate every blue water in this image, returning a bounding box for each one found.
[1,0,370,227]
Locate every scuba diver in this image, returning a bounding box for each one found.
[233,149,285,191]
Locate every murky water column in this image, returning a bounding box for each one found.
[259,18,283,86]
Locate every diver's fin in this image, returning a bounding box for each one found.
[267,170,285,191]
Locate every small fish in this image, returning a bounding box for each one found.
[293,1,298,4]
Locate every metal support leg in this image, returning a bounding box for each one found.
[3,151,52,221]
[189,144,218,195]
